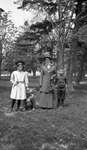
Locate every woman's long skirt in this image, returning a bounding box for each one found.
[38,91,56,108]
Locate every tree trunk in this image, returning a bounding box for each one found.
[32,69,36,77]
[56,42,64,70]
[67,49,74,92]
[68,66,74,91]
[76,56,84,84]
[0,41,2,80]
[0,62,1,80]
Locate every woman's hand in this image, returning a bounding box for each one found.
[26,87,29,91]
[13,81,19,86]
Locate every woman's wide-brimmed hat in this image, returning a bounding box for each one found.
[43,52,51,59]
[38,52,53,63]
[57,69,64,74]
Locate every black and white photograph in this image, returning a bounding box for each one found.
[0,0,87,149]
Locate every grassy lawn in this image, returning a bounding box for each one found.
[0,80,87,150]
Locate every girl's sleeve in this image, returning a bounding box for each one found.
[10,72,15,84]
[25,72,29,87]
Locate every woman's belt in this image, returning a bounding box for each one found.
[40,90,53,94]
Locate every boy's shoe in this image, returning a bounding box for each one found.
[29,108,35,112]
[62,103,64,107]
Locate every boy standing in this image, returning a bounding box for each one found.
[55,69,67,107]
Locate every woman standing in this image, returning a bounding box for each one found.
[38,53,56,109]
[10,60,29,112]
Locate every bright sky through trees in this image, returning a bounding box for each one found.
[0,0,33,27]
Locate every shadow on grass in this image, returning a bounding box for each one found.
[0,86,10,93]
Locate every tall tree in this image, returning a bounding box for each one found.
[71,25,87,83]
[70,0,87,83]
[14,0,87,88]
[2,19,22,73]
[14,29,41,75]
[0,8,5,78]
[16,0,76,70]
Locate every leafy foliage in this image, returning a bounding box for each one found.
[16,0,76,70]
[1,14,24,73]
[14,0,87,81]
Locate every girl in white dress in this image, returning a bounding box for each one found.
[10,61,29,112]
